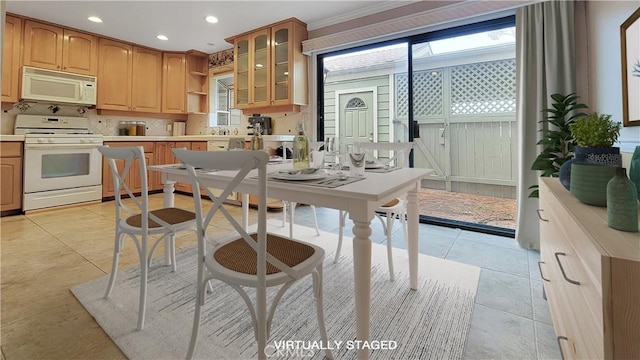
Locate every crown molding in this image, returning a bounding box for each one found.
[307,1,420,31]
[303,0,532,54]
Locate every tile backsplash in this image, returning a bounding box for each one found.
[1,101,312,137]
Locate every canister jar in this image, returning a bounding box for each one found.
[118,121,129,136]
[128,122,137,136]
[136,122,146,136]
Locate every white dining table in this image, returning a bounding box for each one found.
[149,162,433,360]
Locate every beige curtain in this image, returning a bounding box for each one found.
[515,0,580,249]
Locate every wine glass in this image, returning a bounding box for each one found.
[325,136,340,171]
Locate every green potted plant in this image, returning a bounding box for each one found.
[569,112,622,165]
[529,93,588,197]
[556,112,622,191]
[565,113,622,206]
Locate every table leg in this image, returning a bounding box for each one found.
[351,218,372,360]
[242,193,249,230]
[407,183,419,290]
[163,180,176,266]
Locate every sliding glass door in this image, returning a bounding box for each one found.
[318,16,517,235]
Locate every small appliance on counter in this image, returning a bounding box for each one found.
[247,115,272,135]
[172,122,186,136]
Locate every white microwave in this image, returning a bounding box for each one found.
[21,66,97,105]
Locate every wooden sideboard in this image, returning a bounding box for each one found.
[538,178,639,359]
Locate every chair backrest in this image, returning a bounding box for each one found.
[99,146,156,230]
[173,148,282,284]
[355,141,413,168]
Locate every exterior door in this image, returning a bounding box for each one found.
[338,91,375,149]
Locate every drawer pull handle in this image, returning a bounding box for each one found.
[557,336,568,360]
[554,252,580,285]
[537,209,549,222]
[538,261,550,282]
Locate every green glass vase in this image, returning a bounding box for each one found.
[606,167,639,232]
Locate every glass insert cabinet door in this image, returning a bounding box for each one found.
[252,29,270,107]
[235,37,249,107]
[273,25,289,102]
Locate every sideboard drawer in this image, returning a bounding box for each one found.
[539,178,640,359]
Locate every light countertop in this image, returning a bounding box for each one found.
[1,134,296,142]
[0,135,24,141]
[103,135,296,142]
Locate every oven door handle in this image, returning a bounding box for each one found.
[25,144,101,150]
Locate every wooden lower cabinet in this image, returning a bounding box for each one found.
[538,178,640,359]
[102,142,154,197]
[152,141,207,193]
[1,142,23,212]
[101,140,228,198]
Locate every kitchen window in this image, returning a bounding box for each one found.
[209,73,241,127]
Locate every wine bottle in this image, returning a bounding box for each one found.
[293,121,309,169]
[251,123,263,150]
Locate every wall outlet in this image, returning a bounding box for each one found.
[166,124,172,132]
[106,119,112,127]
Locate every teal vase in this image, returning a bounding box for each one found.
[570,163,617,206]
[629,146,640,201]
[606,167,639,232]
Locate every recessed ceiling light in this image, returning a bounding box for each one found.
[88,16,102,23]
[157,35,169,41]
[205,15,218,24]
[255,64,264,68]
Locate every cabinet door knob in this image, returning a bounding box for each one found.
[554,252,580,285]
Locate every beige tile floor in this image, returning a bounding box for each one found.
[0,194,279,360]
[2,194,556,359]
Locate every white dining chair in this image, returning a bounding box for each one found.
[172,148,332,360]
[99,145,197,330]
[334,141,414,281]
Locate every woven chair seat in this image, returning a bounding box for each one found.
[380,198,400,208]
[126,208,196,228]
[214,234,316,275]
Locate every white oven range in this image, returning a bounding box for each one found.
[15,115,103,211]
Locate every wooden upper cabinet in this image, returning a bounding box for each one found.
[98,38,133,111]
[23,20,97,76]
[227,18,307,114]
[231,29,270,110]
[2,15,23,102]
[186,50,209,114]
[23,20,63,71]
[98,39,161,113]
[162,52,186,114]
[62,29,98,75]
[131,47,162,113]
[271,21,307,108]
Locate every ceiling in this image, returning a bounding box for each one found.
[5,1,413,54]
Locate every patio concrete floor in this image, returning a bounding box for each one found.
[418,188,516,229]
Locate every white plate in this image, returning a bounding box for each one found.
[271,170,328,181]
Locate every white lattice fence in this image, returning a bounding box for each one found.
[450,59,516,114]
[397,59,517,197]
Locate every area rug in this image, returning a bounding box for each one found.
[71,221,480,359]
